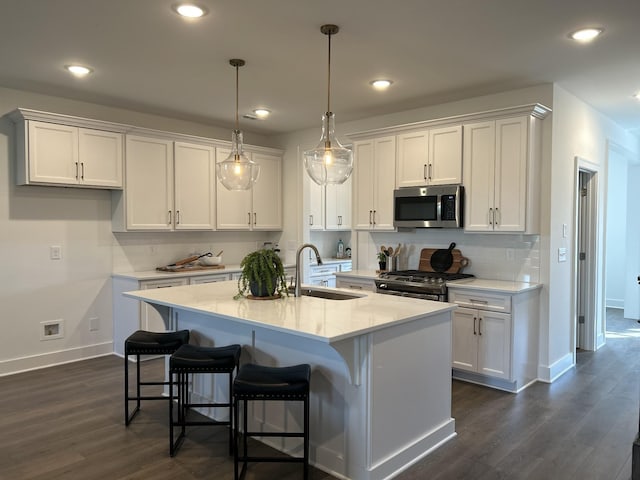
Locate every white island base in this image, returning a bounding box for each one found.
[124,282,456,480]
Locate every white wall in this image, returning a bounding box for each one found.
[0,86,280,375]
[605,149,628,308]
[538,85,640,382]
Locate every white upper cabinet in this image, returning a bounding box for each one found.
[174,141,216,230]
[122,135,175,231]
[113,136,215,232]
[306,174,352,231]
[216,149,282,231]
[396,125,462,188]
[17,120,123,188]
[463,115,539,233]
[353,136,396,231]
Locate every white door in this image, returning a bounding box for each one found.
[477,311,511,380]
[428,125,462,185]
[396,130,428,187]
[174,142,215,230]
[494,117,527,232]
[78,128,123,187]
[251,152,282,230]
[215,148,252,230]
[463,121,495,232]
[452,307,479,372]
[372,136,396,230]
[353,140,376,229]
[125,135,174,230]
[28,121,78,185]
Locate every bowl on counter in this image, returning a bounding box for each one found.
[200,255,222,266]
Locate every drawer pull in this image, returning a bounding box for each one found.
[470,298,489,304]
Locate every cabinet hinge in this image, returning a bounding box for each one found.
[579,252,586,261]
[581,188,588,197]
[578,315,585,324]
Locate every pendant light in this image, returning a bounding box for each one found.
[216,59,260,191]
[303,24,353,186]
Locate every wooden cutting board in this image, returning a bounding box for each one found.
[156,264,225,272]
[418,248,468,273]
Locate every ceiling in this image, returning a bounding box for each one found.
[1,0,639,136]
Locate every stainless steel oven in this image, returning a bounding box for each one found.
[375,270,474,302]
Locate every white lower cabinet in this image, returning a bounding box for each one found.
[452,307,511,380]
[309,264,339,288]
[449,285,540,392]
[140,279,189,331]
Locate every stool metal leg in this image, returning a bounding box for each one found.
[304,395,309,480]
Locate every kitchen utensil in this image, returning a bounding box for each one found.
[380,245,386,252]
[200,255,222,266]
[215,250,224,256]
[430,242,456,273]
[418,248,465,273]
[387,246,394,256]
[395,244,401,256]
[168,252,210,267]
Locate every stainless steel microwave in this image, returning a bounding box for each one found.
[393,185,464,228]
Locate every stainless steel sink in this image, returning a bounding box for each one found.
[288,286,363,300]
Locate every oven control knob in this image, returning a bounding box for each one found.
[378,283,387,289]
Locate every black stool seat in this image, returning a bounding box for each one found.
[169,343,241,457]
[124,329,190,426]
[125,330,190,354]
[171,344,241,372]
[233,363,310,398]
[233,363,311,480]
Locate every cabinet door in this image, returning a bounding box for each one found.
[353,140,376,229]
[78,128,123,188]
[396,130,428,188]
[140,279,188,331]
[174,142,215,230]
[477,310,512,380]
[125,135,174,230]
[215,148,252,230]
[452,307,479,373]
[462,121,495,232]
[372,136,397,230]
[326,175,352,230]
[494,117,527,232]
[251,152,282,230]
[27,121,78,185]
[307,177,325,230]
[429,125,462,185]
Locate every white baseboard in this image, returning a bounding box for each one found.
[537,352,574,383]
[0,341,114,376]
[606,299,624,309]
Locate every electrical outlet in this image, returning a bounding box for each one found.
[40,319,64,340]
[89,317,100,331]
[50,245,62,260]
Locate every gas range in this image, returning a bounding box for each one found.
[375,270,474,301]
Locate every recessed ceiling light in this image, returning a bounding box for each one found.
[634,92,640,101]
[65,64,93,77]
[569,27,603,43]
[371,79,393,90]
[173,3,208,18]
[253,108,271,118]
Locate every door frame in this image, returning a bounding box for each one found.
[572,156,604,354]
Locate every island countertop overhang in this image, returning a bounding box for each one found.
[123,280,456,343]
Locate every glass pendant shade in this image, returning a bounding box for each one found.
[216,129,260,191]
[304,112,353,185]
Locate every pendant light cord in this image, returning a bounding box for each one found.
[235,63,239,131]
[327,32,332,114]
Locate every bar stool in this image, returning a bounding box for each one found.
[124,329,190,425]
[169,343,241,456]
[233,363,311,480]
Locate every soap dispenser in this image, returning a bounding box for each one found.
[337,238,344,259]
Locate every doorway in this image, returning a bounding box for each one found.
[574,157,603,353]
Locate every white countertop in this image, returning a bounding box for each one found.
[123,280,455,343]
[446,278,542,294]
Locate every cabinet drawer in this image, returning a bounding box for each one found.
[336,278,376,292]
[448,289,511,313]
[309,264,339,277]
[141,278,188,289]
[339,261,353,272]
[190,274,230,284]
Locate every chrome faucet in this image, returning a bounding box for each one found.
[294,243,323,297]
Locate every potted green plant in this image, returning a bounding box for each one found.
[377,252,387,271]
[235,248,288,299]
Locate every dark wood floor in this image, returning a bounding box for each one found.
[1,309,638,480]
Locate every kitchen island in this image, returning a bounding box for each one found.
[124,281,457,480]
